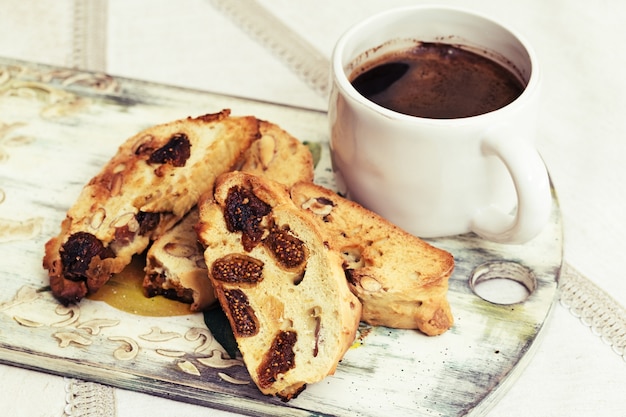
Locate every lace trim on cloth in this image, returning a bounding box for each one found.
[210,0,330,98]
[63,3,114,416]
[71,0,108,71]
[560,262,626,361]
[64,378,116,417]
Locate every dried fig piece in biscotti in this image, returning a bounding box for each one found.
[196,172,361,401]
[290,181,455,336]
[141,119,314,311]
[43,110,261,305]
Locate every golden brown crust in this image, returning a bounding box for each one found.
[196,172,361,400]
[43,110,260,305]
[290,181,454,336]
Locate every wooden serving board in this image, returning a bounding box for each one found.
[0,58,562,417]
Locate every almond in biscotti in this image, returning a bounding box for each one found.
[196,172,361,401]
[43,110,261,305]
[290,181,455,336]
[237,120,314,185]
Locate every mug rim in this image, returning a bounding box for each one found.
[331,5,540,124]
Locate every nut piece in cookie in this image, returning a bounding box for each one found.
[291,181,455,336]
[237,120,314,185]
[196,172,361,401]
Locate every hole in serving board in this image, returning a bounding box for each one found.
[469,261,536,305]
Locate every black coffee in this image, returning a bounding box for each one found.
[350,42,525,119]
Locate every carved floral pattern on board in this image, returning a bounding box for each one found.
[0,285,248,384]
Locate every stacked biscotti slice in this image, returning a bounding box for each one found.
[290,182,455,336]
[195,171,454,399]
[142,120,315,311]
[43,110,260,305]
[196,172,361,400]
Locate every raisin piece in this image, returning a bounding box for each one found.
[264,225,307,270]
[224,186,271,251]
[60,232,113,282]
[257,330,297,389]
[114,225,134,246]
[147,133,191,167]
[136,211,160,236]
[212,254,264,284]
[222,289,259,337]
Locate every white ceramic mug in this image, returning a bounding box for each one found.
[329,5,552,244]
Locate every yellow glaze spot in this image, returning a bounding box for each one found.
[88,255,192,317]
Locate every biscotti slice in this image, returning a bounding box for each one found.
[142,119,314,311]
[196,172,361,400]
[43,110,260,305]
[142,209,213,311]
[290,181,454,336]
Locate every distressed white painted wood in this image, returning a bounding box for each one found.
[0,58,561,417]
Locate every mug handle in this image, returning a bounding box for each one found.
[471,134,552,244]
